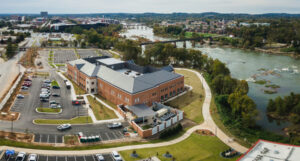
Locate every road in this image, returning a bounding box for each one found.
[0,68,249,155]
[0,34,42,100]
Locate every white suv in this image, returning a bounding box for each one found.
[28,154,37,161]
[111,151,122,161]
[15,152,26,161]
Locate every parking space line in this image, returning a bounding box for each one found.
[105,133,111,140]
[46,155,49,161]
[40,134,42,142]
[55,135,57,144]
[98,134,103,141]
[83,156,86,161]
[112,132,118,140]
[92,155,96,161]
[118,131,124,138]
[74,156,76,161]
[65,156,67,161]
[47,135,49,143]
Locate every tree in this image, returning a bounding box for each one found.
[228,92,258,127]
[211,59,230,78]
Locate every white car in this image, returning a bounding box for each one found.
[15,152,26,161]
[27,154,37,161]
[107,122,122,129]
[17,94,25,99]
[95,154,105,161]
[111,151,122,161]
[57,124,71,131]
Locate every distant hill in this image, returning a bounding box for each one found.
[1,12,300,20]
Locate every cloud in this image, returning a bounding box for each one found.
[0,0,299,14]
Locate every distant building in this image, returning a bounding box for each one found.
[238,139,300,161]
[40,11,48,18]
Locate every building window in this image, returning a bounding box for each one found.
[91,88,95,93]
[161,96,164,101]
[91,82,94,85]
[134,98,140,103]
[169,92,172,97]
[152,92,156,96]
[118,94,122,99]
[111,90,115,95]
[125,97,129,103]
[165,94,168,99]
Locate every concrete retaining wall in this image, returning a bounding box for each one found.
[0,72,24,110]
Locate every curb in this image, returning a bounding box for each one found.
[35,108,62,115]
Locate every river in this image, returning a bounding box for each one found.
[121,26,300,133]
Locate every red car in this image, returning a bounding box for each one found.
[22,81,32,87]
[72,100,86,105]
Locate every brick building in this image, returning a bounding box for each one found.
[67,56,184,107]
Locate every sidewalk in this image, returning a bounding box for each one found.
[82,94,124,124]
[0,68,249,155]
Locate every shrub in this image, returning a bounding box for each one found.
[159,123,183,139]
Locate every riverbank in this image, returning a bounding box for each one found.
[151,32,300,59]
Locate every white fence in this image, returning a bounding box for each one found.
[0,72,24,110]
[152,126,158,135]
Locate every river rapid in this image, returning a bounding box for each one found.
[121,26,300,133]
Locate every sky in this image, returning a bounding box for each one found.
[1,0,300,14]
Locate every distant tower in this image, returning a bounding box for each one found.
[40,11,48,18]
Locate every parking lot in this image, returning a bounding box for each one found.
[33,134,64,144]
[53,50,77,64]
[0,152,114,161]
[77,49,99,58]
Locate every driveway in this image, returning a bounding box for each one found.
[0,68,249,155]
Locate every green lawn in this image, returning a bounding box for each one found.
[35,72,49,77]
[55,64,66,67]
[95,94,117,109]
[63,73,86,95]
[34,116,92,124]
[51,80,60,87]
[87,95,118,120]
[36,108,61,113]
[120,133,240,161]
[166,69,205,123]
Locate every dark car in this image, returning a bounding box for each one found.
[52,85,60,89]
[52,93,60,97]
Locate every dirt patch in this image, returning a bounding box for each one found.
[19,47,39,68]
[0,112,19,121]
[0,131,33,142]
[195,129,215,136]
[181,118,197,129]
[64,135,80,145]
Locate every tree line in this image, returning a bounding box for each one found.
[226,19,300,53]
[267,92,300,125]
[114,40,258,128]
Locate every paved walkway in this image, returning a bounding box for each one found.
[0,68,249,155]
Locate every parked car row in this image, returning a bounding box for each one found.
[40,79,61,103]
[17,77,33,99]
[4,150,122,161]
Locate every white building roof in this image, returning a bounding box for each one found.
[97,58,124,66]
[238,140,300,161]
